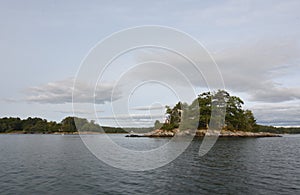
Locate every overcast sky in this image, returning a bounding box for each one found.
[1,0,299,127]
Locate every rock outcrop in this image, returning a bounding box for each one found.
[128,129,281,138]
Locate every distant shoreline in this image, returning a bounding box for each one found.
[1,128,298,137]
[0,131,127,135]
[0,129,286,137]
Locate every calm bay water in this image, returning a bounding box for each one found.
[0,134,299,194]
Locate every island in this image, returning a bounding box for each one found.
[0,91,299,136]
[126,90,299,138]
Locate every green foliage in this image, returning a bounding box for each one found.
[154,120,163,129]
[61,117,78,132]
[254,125,300,134]
[62,117,105,132]
[160,102,183,130]
[102,126,127,133]
[0,117,61,133]
[0,117,22,133]
[0,116,155,134]
[159,90,260,132]
[179,102,199,131]
[161,123,178,131]
[0,116,102,133]
[196,92,212,128]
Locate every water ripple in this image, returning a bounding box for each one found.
[0,134,299,194]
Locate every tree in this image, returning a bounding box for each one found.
[161,102,183,130]
[241,110,256,131]
[154,120,163,129]
[225,95,244,130]
[196,92,212,129]
[179,102,199,131]
[159,90,258,132]
[61,117,77,132]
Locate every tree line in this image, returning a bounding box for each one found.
[0,117,61,133]
[0,116,154,134]
[0,116,89,133]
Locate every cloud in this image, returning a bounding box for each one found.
[130,38,300,103]
[215,38,300,102]
[182,0,300,28]
[130,105,165,111]
[249,87,300,102]
[251,101,300,126]
[55,109,104,115]
[98,113,163,120]
[97,113,164,127]
[25,78,122,104]
[109,37,299,126]
[1,98,19,103]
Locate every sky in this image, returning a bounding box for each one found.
[0,0,299,127]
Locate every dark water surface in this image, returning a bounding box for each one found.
[0,134,299,194]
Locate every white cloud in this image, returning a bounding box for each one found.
[251,101,300,126]
[55,109,104,115]
[131,38,300,103]
[215,38,300,102]
[130,105,165,111]
[249,87,300,102]
[98,113,164,127]
[98,113,163,120]
[25,78,122,104]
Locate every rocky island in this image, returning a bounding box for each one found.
[127,90,286,138]
[0,91,298,136]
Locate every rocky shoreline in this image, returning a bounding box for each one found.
[2,129,281,137]
[126,129,281,138]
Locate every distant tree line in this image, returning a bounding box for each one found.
[0,117,61,133]
[156,90,300,133]
[0,116,153,134]
[254,125,300,134]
